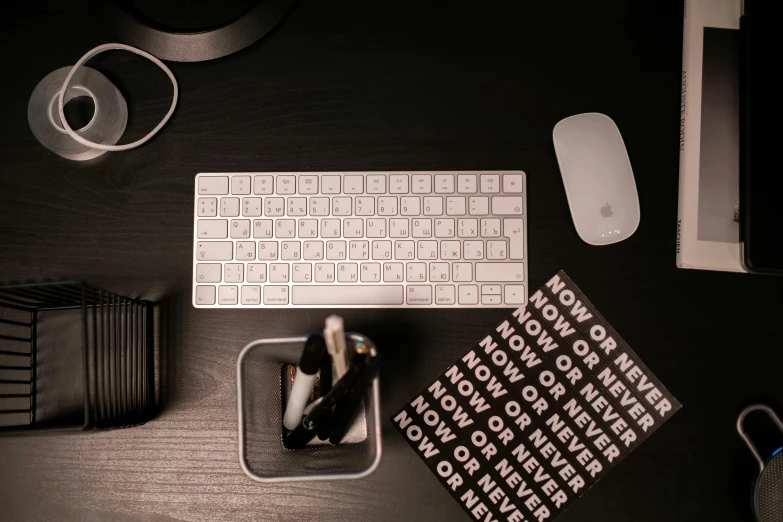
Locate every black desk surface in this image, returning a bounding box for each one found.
[1,1,782,521]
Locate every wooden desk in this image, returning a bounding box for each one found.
[1,1,781,520]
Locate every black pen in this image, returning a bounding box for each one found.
[284,351,370,449]
[329,343,379,444]
[282,334,326,431]
[316,351,334,440]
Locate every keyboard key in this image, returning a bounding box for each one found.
[269,263,290,282]
[303,240,324,260]
[327,240,347,260]
[321,219,341,238]
[383,262,404,282]
[315,263,335,282]
[253,175,274,194]
[446,197,466,216]
[198,176,228,195]
[263,285,289,305]
[458,218,478,237]
[475,263,524,282]
[434,218,455,238]
[344,218,364,238]
[469,196,489,216]
[452,262,472,282]
[333,197,352,216]
[504,218,524,259]
[253,219,273,238]
[395,240,415,260]
[435,285,456,305]
[406,285,432,305]
[356,197,375,216]
[372,240,392,260]
[344,175,364,194]
[275,219,296,238]
[242,197,262,217]
[389,174,408,194]
[241,286,262,305]
[293,263,312,282]
[429,262,449,282]
[441,240,461,259]
[487,240,506,259]
[224,263,243,283]
[367,175,386,194]
[221,197,240,217]
[196,242,232,261]
[401,196,420,216]
[321,176,341,194]
[481,218,501,237]
[310,197,330,216]
[482,294,502,305]
[197,219,228,239]
[196,263,221,283]
[492,196,524,215]
[435,174,455,194]
[231,219,251,239]
[378,197,398,216]
[423,196,443,216]
[218,285,238,304]
[247,263,267,283]
[292,285,403,305]
[457,174,477,194]
[366,218,386,238]
[389,218,409,238]
[482,284,501,295]
[349,240,369,260]
[198,197,217,217]
[195,285,216,305]
[412,174,432,194]
[258,241,278,260]
[503,173,524,193]
[418,240,438,259]
[288,197,307,216]
[480,174,500,193]
[298,219,318,238]
[299,175,318,194]
[232,175,251,194]
[464,240,484,260]
[458,285,479,305]
[360,262,381,282]
[236,241,255,260]
[337,263,358,282]
[504,284,525,305]
[265,197,285,216]
[406,262,427,282]
[277,175,296,194]
[412,218,432,238]
[281,241,301,260]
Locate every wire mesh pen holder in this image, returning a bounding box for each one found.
[237,334,382,482]
[0,280,154,433]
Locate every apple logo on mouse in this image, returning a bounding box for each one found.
[600,202,613,218]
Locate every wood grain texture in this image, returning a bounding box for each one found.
[1,1,782,521]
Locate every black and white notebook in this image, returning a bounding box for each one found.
[392,271,680,522]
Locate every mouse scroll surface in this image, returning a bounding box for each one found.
[553,113,640,245]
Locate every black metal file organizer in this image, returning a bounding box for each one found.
[0,280,154,433]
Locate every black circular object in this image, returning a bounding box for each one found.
[755,452,783,522]
[91,0,296,62]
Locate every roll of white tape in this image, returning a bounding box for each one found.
[28,66,127,161]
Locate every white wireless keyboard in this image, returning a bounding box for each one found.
[192,172,527,308]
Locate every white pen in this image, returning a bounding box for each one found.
[324,315,348,378]
[283,334,326,431]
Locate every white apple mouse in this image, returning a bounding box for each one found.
[553,113,640,245]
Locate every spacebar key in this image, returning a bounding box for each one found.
[292,285,404,305]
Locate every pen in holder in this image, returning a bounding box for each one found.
[236,333,381,482]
